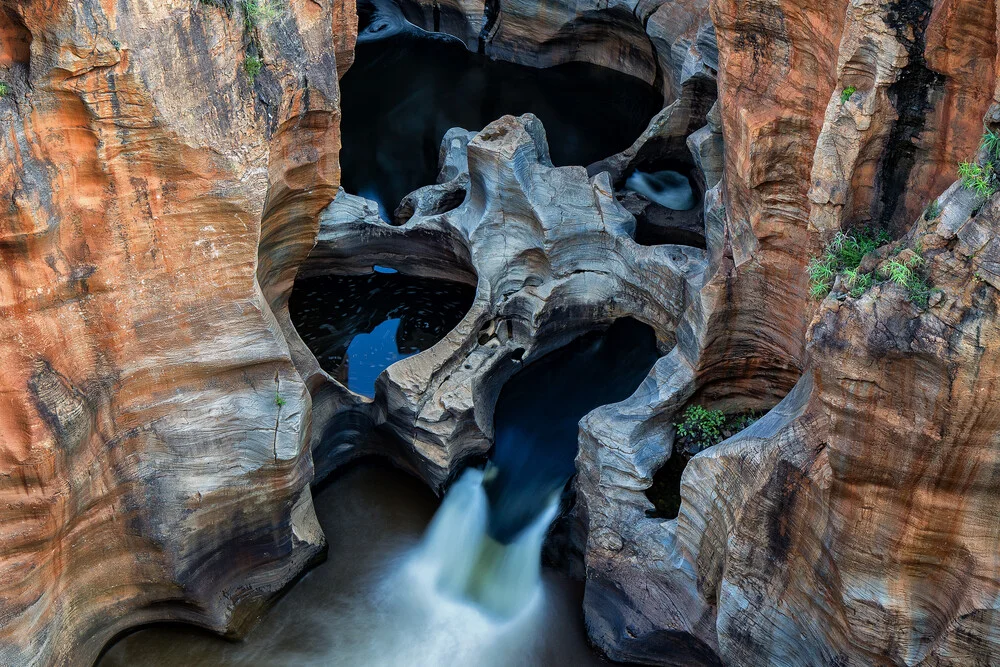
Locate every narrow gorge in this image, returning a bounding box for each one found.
[2,0,1000,666]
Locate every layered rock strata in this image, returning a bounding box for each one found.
[295,114,705,489]
[576,0,1000,664]
[0,2,352,664]
[370,0,715,102]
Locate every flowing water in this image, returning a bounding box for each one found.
[98,464,607,667]
[100,5,671,662]
[342,0,664,215]
[411,319,659,623]
[289,271,474,397]
[624,170,697,211]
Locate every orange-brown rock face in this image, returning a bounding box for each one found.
[579,0,1000,665]
[0,2,354,664]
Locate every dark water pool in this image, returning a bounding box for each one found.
[341,2,664,215]
[289,271,475,397]
[484,319,659,543]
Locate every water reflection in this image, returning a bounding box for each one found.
[289,272,475,397]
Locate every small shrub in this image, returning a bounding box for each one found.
[275,391,286,407]
[111,39,121,51]
[840,86,857,104]
[244,55,263,82]
[981,128,1000,161]
[880,252,934,307]
[924,199,942,221]
[0,82,8,98]
[674,406,762,453]
[843,267,875,298]
[958,130,1000,200]
[959,161,997,199]
[674,405,725,452]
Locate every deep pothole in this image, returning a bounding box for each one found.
[289,269,475,397]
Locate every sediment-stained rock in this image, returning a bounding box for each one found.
[577,0,1000,663]
[296,114,705,490]
[0,2,352,664]
[808,0,996,239]
[382,0,714,101]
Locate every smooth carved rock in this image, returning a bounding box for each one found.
[807,0,996,238]
[577,0,1000,663]
[0,2,353,664]
[297,114,706,490]
[382,0,714,101]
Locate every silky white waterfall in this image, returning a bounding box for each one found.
[410,468,559,620]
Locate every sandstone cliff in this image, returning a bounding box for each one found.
[578,0,1000,664]
[0,1,353,664]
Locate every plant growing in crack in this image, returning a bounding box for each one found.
[674,406,762,454]
[0,82,9,98]
[807,228,889,299]
[244,55,263,82]
[240,0,280,31]
[924,199,942,221]
[274,391,286,407]
[958,129,1000,200]
[840,85,857,104]
[880,251,934,308]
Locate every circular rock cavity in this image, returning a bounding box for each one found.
[289,271,475,398]
[97,462,608,666]
[292,114,705,490]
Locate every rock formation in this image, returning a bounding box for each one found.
[5,0,1000,664]
[295,114,705,489]
[373,0,715,102]
[575,0,1000,665]
[0,2,353,664]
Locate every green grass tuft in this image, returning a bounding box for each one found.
[0,82,8,98]
[880,252,933,307]
[275,391,286,407]
[241,0,280,30]
[807,228,889,299]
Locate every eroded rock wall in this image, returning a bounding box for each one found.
[0,2,353,664]
[388,0,714,102]
[578,0,1000,664]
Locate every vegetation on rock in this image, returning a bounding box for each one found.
[880,251,933,308]
[958,129,1000,199]
[924,199,941,221]
[840,86,857,104]
[0,82,8,98]
[807,229,889,299]
[240,0,280,30]
[674,405,760,453]
[244,55,263,82]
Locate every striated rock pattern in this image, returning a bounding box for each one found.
[577,0,1000,665]
[384,0,715,101]
[295,114,705,489]
[0,1,352,664]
